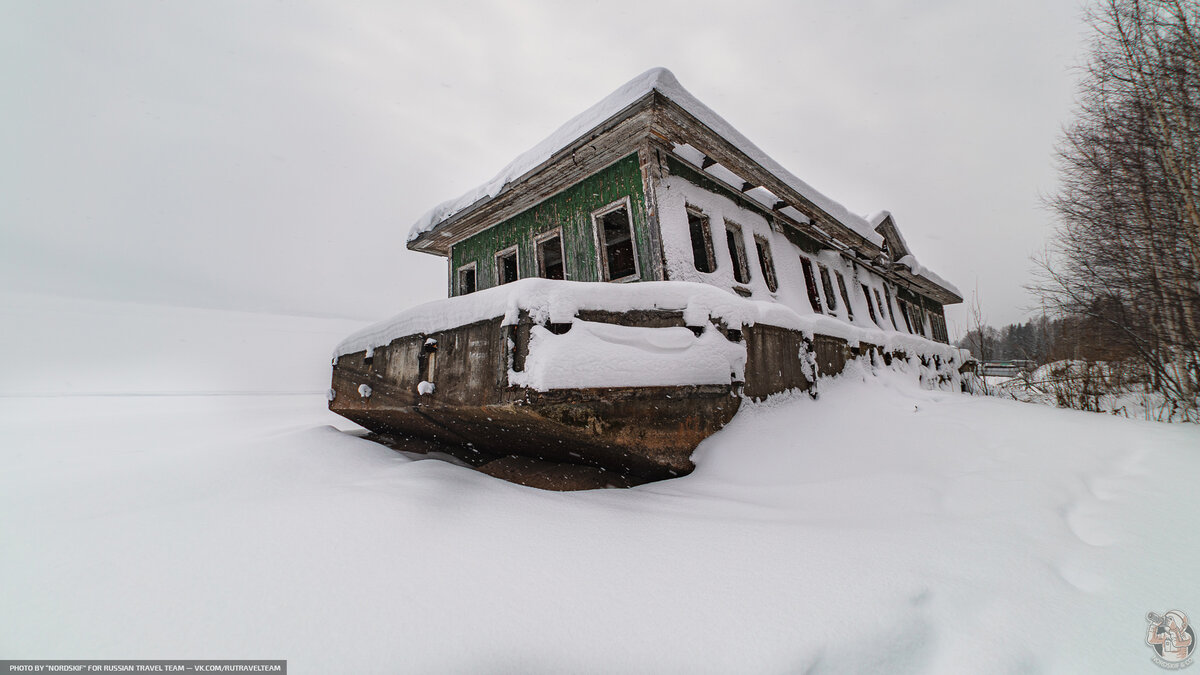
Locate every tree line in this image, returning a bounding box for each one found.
[957,314,1142,365]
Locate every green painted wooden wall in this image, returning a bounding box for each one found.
[448,153,653,294]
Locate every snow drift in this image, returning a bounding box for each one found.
[3,298,1197,673]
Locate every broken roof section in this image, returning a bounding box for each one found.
[408,67,884,247]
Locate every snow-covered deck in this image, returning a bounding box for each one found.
[336,278,967,381]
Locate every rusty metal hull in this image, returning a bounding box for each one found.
[332,382,740,480]
[327,310,899,482]
[329,309,809,481]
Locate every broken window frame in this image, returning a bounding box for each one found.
[686,206,716,274]
[884,285,899,330]
[534,228,566,280]
[930,312,949,343]
[753,235,778,292]
[495,245,520,286]
[873,288,888,321]
[898,299,914,333]
[799,256,823,313]
[835,270,854,320]
[456,261,477,296]
[724,220,751,285]
[862,283,879,324]
[591,197,640,282]
[818,264,838,313]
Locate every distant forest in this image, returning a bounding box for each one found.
[956,315,1134,365]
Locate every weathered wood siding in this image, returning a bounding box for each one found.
[813,334,851,377]
[448,153,655,293]
[742,323,811,399]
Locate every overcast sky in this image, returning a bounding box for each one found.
[1,1,1090,334]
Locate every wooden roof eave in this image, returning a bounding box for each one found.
[647,93,883,260]
[407,93,660,257]
[891,266,963,305]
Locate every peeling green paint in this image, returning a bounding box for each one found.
[448,153,653,294]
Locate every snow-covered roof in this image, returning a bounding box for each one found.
[408,68,885,248]
[866,210,891,228]
[867,210,910,255]
[894,254,962,299]
[866,210,961,300]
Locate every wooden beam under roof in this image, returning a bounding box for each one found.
[648,92,883,261]
[407,93,658,257]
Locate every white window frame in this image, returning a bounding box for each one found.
[591,197,640,282]
[534,227,566,280]
[455,261,477,296]
[494,245,520,286]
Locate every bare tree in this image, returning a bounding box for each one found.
[968,285,991,364]
[1033,0,1200,419]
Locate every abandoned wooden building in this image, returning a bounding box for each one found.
[330,68,967,489]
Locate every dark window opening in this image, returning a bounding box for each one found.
[754,236,778,292]
[687,209,715,273]
[497,249,519,285]
[725,221,750,284]
[598,206,637,280]
[884,286,899,330]
[536,234,564,280]
[873,289,887,320]
[819,265,838,312]
[457,266,476,295]
[799,257,823,313]
[835,271,854,320]
[862,284,878,324]
[898,299,914,333]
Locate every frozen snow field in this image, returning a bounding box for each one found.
[1,294,1198,673]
